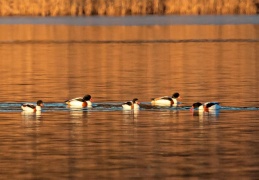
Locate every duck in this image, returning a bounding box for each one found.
[190,102,221,112]
[65,94,92,108]
[122,98,140,110]
[151,92,181,107]
[21,100,44,112]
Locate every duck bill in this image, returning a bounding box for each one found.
[190,106,194,112]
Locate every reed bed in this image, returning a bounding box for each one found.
[0,0,258,16]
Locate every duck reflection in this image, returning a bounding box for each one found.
[69,108,89,119]
[21,111,42,121]
[123,109,139,122]
[21,111,42,132]
[192,109,220,121]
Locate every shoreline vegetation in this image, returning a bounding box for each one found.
[0,0,259,16]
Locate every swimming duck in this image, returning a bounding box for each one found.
[190,102,221,112]
[151,92,181,107]
[65,94,92,108]
[21,100,44,112]
[122,98,140,110]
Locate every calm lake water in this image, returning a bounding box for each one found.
[0,16,259,179]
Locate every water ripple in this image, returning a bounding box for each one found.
[0,39,259,44]
[0,102,258,112]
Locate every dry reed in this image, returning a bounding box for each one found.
[0,0,258,16]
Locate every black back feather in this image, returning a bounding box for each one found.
[161,97,172,101]
[76,98,84,102]
[23,104,36,109]
[192,102,202,108]
[124,101,133,106]
[206,102,219,108]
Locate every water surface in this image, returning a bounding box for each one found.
[0,16,258,179]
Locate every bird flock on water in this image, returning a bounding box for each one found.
[21,92,221,115]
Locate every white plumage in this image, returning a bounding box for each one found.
[65,94,92,108]
[21,100,44,112]
[151,92,181,107]
[191,102,221,112]
[122,98,140,110]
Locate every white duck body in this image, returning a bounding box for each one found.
[66,97,92,108]
[203,102,221,110]
[21,104,42,112]
[151,97,178,107]
[65,95,92,108]
[21,100,43,112]
[191,102,221,113]
[122,103,140,110]
[122,98,140,110]
[151,92,181,107]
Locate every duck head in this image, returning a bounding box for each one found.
[37,100,44,107]
[132,98,139,104]
[172,92,180,99]
[83,94,92,101]
[190,102,202,112]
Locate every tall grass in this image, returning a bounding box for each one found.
[0,0,258,16]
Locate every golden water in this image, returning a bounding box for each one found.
[0,21,258,179]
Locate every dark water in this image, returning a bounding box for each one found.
[0,16,259,179]
[1,15,259,25]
